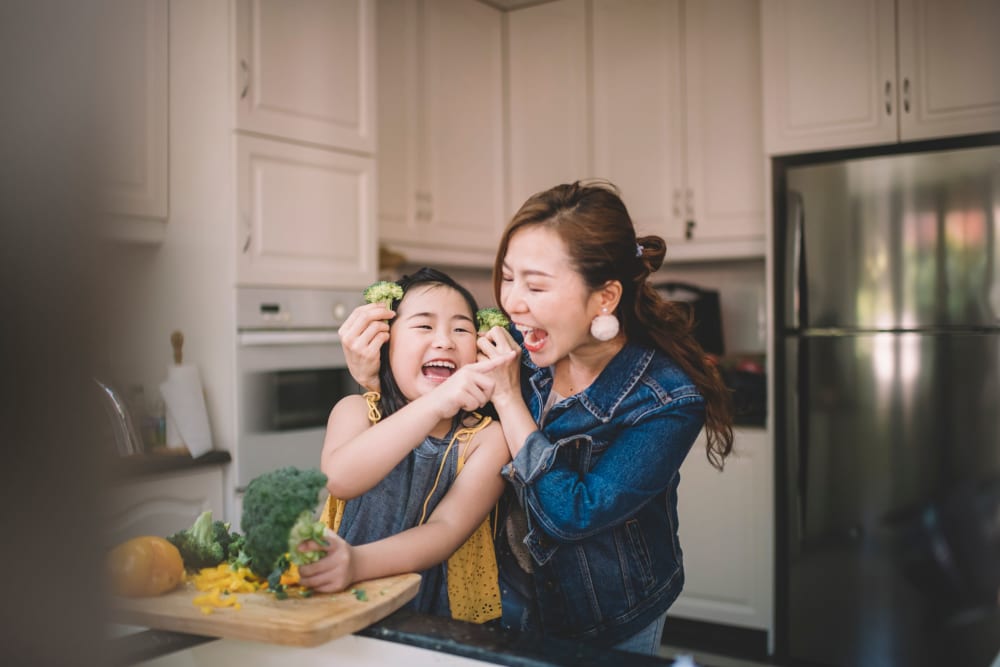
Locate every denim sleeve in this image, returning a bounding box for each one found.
[503,397,705,542]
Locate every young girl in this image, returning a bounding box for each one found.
[297,268,516,623]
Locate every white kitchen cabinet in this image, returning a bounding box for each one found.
[234,0,375,154]
[98,0,169,241]
[109,466,225,545]
[236,134,376,289]
[508,0,766,262]
[507,0,590,219]
[376,0,505,268]
[762,0,1000,155]
[671,428,773,635]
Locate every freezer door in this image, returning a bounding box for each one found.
[785,145,1000,330]
[781,331,1000,667]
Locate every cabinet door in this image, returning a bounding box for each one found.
[377,0,503,267]
[235,0,375,154]
[110,467,225,544]
[672,429,773,633]
[683,0,765,246]
[507,0,589,219]
[896,0,1000,141]
[591,0,684,241]
[237,135,376,289]
[418,0,505,256]
[762,0,897,154]
[98,0,169,236]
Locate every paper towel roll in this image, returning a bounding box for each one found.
[159,364,213,457]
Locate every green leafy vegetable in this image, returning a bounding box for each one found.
[240,466,328,579]
[166,510,233,571]
[363,281,404,310]
[475,307,510,333]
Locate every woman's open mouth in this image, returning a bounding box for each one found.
[517,325,549,353]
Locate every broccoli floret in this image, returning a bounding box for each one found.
[476,307,510,333]
[363,280,403,310]
[166,510,232,571]
[225,532,252,570]
[287,510,329,567]
[240,466,328,578]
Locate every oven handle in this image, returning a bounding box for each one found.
[238,330,342,346]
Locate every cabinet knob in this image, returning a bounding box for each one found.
[685,219,696,240]
[240,60,250,100]
[884,80,892,115]
[902,77,910,113]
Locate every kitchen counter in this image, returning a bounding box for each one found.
[111,449,231,479]
[110,609,675,667]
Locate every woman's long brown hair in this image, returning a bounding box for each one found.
[493,180,734,469]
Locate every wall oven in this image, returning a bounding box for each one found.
[235,287,364,491]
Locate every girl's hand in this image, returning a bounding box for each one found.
[476,328,522,407]
[432,352,517,419]
[297,530,356,593]
[338,303,392,392]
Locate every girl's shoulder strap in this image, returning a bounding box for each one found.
[363,391,382,424]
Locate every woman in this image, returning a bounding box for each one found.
[338,181,733,654]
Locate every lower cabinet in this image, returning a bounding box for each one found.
[671,428,773,635]
[109,466,225,544]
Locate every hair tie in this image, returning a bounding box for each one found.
[636,244,645,258]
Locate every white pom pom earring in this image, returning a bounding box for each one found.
[590,307,620,341]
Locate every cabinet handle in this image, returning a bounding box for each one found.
[902,77,910,113]
[240,59,250,100]
[672,188,681,217]
[685,187,694,216]
[685,219,696,241]
[884,80,892,115]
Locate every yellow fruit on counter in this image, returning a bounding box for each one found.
[108,536,185,597]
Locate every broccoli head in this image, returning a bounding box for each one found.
[363,280,403,310]
[166,510,232,571]
[476,307,510,333]
[240,466,328,578]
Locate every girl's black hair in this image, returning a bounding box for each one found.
[376,267,483,419]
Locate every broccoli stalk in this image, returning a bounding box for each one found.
[363,280,403,310]
[476,307,510,333]
[166,510,232,571]
[240,466,329,580]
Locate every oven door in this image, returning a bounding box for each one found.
[236,330,360,489]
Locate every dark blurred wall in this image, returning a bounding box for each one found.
[0,2,115,664]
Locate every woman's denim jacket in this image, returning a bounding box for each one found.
[498,339,705,645]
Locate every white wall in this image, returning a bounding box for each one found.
[103,1,238,515]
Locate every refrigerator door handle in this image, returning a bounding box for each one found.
[786,191,807,330]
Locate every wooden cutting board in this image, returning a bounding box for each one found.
[111,573,420,647]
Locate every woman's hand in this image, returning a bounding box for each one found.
[477,327,522,408]
[338,303,392,392]
[297,530,356,593]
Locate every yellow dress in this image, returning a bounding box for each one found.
[321,392,501,624]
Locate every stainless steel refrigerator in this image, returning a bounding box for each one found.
[776,142,1000,667]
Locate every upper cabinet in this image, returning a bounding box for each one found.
[376,0,505,267]
[234,0,377,289]
[235,0,375,154]
[98,0,169,242]
[507,0,590,215]
[509,0,766,262]
[236,134,376,289]
[762,0,1000,155]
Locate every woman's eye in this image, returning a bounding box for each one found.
[455,326,474,335]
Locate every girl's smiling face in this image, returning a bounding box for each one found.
[499,226,605,368]
[388,283,478,401]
